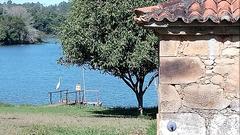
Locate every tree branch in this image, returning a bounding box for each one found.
[126,71,136,89]
[143,72,158,94]
[121,76,135,91]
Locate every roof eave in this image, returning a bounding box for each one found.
[142,20,240,36]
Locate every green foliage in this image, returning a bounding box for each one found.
[0,22,6,41]
[0,15,28,44]
[60,0,160,110]
[7,0,12,5]
[22,2,70,34]
[0,1,70,39]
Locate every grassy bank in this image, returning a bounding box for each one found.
[0,103,157,135]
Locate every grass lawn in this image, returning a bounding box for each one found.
[0,103,157,135]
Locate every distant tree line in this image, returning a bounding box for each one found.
[0,0,70,45]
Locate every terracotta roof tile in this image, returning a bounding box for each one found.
[134,0,240,24]
[232,0,240,12]
[204,0,218,12]
[189,2,201,13]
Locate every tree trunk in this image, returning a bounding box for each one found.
[136,92,143,115]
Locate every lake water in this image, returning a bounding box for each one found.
[0,39,158,107]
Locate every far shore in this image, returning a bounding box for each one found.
[0,35,59,46]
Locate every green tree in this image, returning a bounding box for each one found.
[5,16,27,44]
[1,1,70,36]
[0,21,6,42]
[7,0,12,5]
[0,7,3,15]
[60,0,159,114]
[0,4,43,45]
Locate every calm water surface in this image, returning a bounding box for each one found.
[0,39,157,107]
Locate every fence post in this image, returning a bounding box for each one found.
[60,91,62,103]
[65,92,68,105]
[49,92,52,104]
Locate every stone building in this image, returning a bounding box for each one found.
[134,0,239,134]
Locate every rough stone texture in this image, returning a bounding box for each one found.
[203,60,215,66]
[157,35,239,135]
[229,99,240,112]
[183,40,220,56]
[224,82,240,98]
[223,36,240,48]
[160,57,205,84]
[160,40,180,56]
[206,70,213,75]
[159,113,206,135]
[182,84,231,109]
[159,85,182,113]
[211,75,224,85]
[222,48,239,56]
[215,58,235,64]
[223,61,240,98]
[230,36,240,47]
[209,114,240,135]
[206,65,214,70]
[213,63,238,76]
[224,39,240,48]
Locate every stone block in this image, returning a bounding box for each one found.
[211,75,224,85]
[206,70,213,75]
[159,113,206,135]
[231,37,240,47]
[159,85,181,113]
[182,40,220,56]
[229,99,240,112]
[215,58,235,65]
[160,57,205,84]
[182,84,231,109]
[213,62,238,76]
[209,114,240,135]
[223,83,240,98]
[224,37,240,48]
[222,48,239,56]
[206,66,214,70]
[203,60,215,66]
[227,62,239,88]
[223,61,240,98]
[160,40,180,56]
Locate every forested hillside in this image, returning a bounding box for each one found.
[0,0,69,45]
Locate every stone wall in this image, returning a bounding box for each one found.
[157,35,239,135]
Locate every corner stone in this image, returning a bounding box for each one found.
[209,114,240,135]
[230,99,240,112]
[159,85,181,113]
[159,113,206,135]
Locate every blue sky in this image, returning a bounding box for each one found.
[1,0,69,6]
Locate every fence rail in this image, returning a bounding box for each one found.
[48,90,68,104]
[48,89,101,106]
